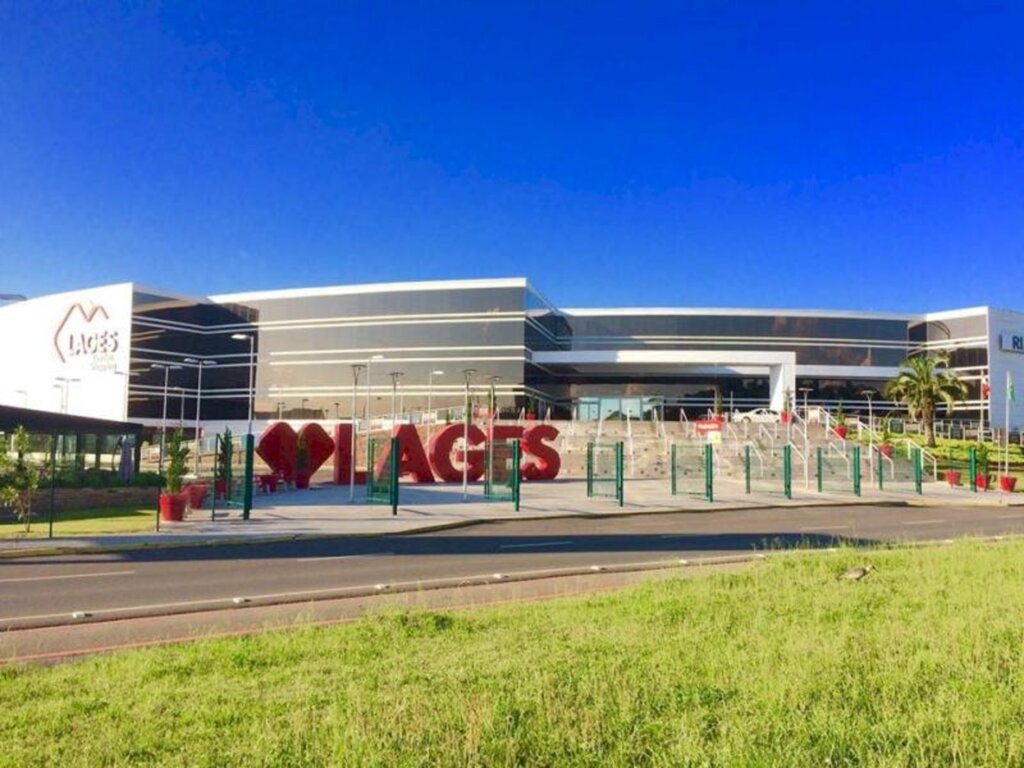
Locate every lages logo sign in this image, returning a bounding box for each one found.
[53,302,120,367]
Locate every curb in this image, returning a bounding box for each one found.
[0,496,1019,560]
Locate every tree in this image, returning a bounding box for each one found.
[0,427,40,532]
[884,353,968,448]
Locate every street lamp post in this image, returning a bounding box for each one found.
[276,401,285,419]
[185,358,217,475]
[349,364,365,501]
[150,363,182,475]
[365,354,384,423]
[389,372,404,426]
[860,389,876,449]
[230,333,256,436]
[333,402,340,420]
[301,398,309,418]
[53,376,81,414]
[798,387,813,420]
[460,368,476,501]
[427,369,444,441]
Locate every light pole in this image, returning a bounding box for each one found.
[349,363,365,501]
[798,387,813,420]
[185,358,217,474]
[389,372,404,426]
[150,363,182,475]
[53,376,81,414]
[333,401,340,420]
[427,369,444,441]
[461,368,476,501]
[231,333,256,436]
[860,389,875,449]
[365,353,384,422]
[301,398,309,418]
[276,401,285,419]
[176,387,186,426]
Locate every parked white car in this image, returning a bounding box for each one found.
[732,408,779,423]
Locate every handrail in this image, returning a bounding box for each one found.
[745,441,765,477]
[824,442,852,478]
[902,438,939,481]
[788,441,810,488]
[757,424,776,455]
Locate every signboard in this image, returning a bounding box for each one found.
[0,283,133,420]
[1001,332,1024,353]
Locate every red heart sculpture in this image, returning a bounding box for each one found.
[297,423,335,478]
[256,422,298,481]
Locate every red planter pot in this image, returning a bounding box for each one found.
[780,412,791,424]
[184,483,208,510]
[879,444,893,458]
[1000,476,1018,493]
[946,470,962,487]
[976,474,990,491]
[295,472,311,489]
[525,413,537,421]
[159,492,187,522]
[834,426,848,439]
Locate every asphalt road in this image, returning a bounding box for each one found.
[2,503,1024,661]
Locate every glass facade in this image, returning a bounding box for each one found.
[119,279,991,423]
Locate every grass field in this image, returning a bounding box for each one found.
[6,539,1024,765]
[0,506,156,539]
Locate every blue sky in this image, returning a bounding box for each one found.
[1,2,1022,312]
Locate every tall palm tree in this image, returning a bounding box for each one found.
[884,353,968,447]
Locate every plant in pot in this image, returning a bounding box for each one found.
[833,401,848,438]
[975,442,990,490]
[215,429,233,500]
[945,446,962,487]
[524,396,537,421]
[780,388,793,424]
[159,429,190,522]
[878,418,894,458]
[713,388,724,423]
[295,434,311,489]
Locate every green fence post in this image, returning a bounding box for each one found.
[589,442,595,498]
[914,446,923,495]
[48,435,57,539]
[616,441,624,507]
[242,433,254,520]
[512,441,521,512]
[705,443,714,502]
[876,448,884,491]
[389,436,400,515]
[745,444,751,494]
[969,447,977,493]
[853,445,861,496]
[670,443,677,496]
[816,446,823,493]
[783,444,792,499]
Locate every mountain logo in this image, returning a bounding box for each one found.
[54,302,120,364]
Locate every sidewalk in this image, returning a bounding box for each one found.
[1,478,1019,558]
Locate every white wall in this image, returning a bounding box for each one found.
[0,283,133,421]
[988,307,1024,430]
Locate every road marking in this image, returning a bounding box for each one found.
[498,540,574,550]
[904,519,945,526]
[296,553,394,562]
[0,570,135,585]
[799,525,850,532]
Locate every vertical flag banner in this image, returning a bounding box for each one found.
[1008,371,1016,402]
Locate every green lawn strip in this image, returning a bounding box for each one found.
[0,506,155,539]
[6,540,1024,765]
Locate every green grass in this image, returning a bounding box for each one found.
[0,506,156,538]
[6,540,1024,765]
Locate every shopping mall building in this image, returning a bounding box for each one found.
[0,278,1021,431]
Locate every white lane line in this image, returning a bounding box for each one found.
[0,570,135,585]
[498,540,574,550]
[296,553,394,562]
[904,519,945,526]
[799,525,851,532]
